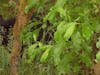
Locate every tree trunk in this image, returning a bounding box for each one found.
[10,0,28,75]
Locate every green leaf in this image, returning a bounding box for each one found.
[53,43,66,65]
[54,21,66,42]
[72,31,82,50]
[25,0,36,13]
[96,51,100,61]
[55,0,67,7]
[81,24,93,41]
[44,11,56,23]
[40,47,51,62]
[53,46,62,65]
[64,22,76,41]
[28,43,38,63]
[32,29,40,41]
[55,6,66,17]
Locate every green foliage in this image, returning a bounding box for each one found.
[40,45,52,62]
[25,0,36,13]
[96,51,100,61]
[20,0,100,75]
[81,24,93,41]
[25,0,48,13]
[96,37,100,61]
[96,37,100,49]
[1,0,100,75]
[63,22,76,41]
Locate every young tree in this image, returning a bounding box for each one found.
[10,0,34,75]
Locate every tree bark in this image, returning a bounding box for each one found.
[10,0,28,75]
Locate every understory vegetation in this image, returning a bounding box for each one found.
[0,0,100,75]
